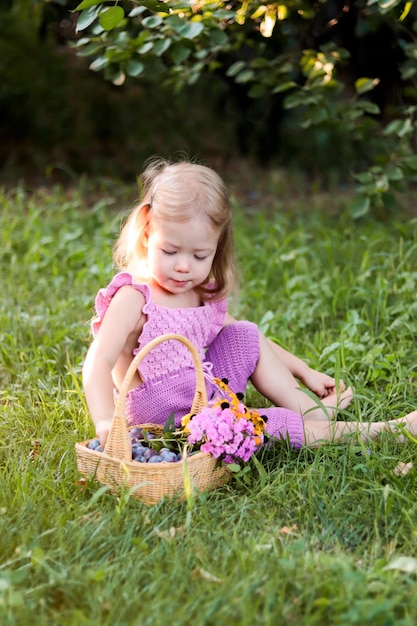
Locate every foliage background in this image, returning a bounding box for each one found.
[3,0,417,211]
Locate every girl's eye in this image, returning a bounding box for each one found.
[162,249,176,255]
[194,255,207,261]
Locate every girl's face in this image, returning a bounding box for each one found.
[146,216,219,295]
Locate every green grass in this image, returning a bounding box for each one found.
[1,180,417,625]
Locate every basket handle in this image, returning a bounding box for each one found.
[104,333,208,459]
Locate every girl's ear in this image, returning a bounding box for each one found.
[143,204,152,246]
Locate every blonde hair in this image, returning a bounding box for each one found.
[113,157,238,301]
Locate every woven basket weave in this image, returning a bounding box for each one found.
[75,333,231,505]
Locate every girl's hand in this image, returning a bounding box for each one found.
[95,419,113,448]
[301,367,346,399]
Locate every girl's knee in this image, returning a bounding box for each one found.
[220,320,259,346]
[206,321,260,391]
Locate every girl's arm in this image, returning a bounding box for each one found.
[267,339,343,398]
[82,286,146,445]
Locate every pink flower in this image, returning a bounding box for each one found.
[186,403,264,465]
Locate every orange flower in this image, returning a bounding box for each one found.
[212,377,267,443]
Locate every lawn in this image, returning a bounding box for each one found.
[1,178,417,625]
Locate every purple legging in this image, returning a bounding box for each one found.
[126,321,304,448]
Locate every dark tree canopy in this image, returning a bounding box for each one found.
[27,1,417,212]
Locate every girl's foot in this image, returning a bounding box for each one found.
[303,410,417,447]
[385,410,417,441]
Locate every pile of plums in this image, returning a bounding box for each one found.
[87,426,181,463]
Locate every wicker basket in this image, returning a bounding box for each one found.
[75,333,231,505]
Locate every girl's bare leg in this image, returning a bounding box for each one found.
[251,334,353,421]
[304,410,417,447]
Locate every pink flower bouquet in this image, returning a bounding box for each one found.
[181,378,267,465]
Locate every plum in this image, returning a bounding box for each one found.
[148,455,163,463]
[159,449,178,463]
[130,427,144,442]
[143,448,157,461]
[87,438,102,451]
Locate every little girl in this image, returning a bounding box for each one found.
[83,158,417,448]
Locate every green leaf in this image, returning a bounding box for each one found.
[195,48,209,60]
[178,22,204,39]
[403,42,417,60]
[143,15,163,28]
[75,42,104,57]
[168,42,191,64]
[302,106,328,125]
[126,60,145,77]
[350,195,370,219]
[99,6,125,31]
[387,167,404,182]
[143,0,171,12]
[89,56,109,71]
[129,7,147,17]
[113,31,130,46]
[74,0,107,10]
[283,90,307,109]
[212,9,236,19]
[111,69,126,87]
[384,118,413,137]
[226,60,246,77]
[381,192,396,211]
[401,65,417,80]
[272,81,297,94]
[248,83,268,98]
[375,174,388,192]
[165,14,184,31]
[163,412,176,434]
[30,546,46,567]
[91,21,105,35]
[228,463,242,473]
[206,27,228,45]
[138,42,154,54]
[401,155,417,171]
[76,6,100,31]
[235,69,254,84]
[354,77,380,95]
[353,171,372,183]
[377,0,404,12]
[249,57,269,69]
[153,38,171,56]
[355,100,380,115]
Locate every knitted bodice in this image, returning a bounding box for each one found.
[93,272,228,381]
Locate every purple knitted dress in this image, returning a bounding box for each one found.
[93,272,304,448]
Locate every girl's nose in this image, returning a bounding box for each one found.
[174,256,190,272]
